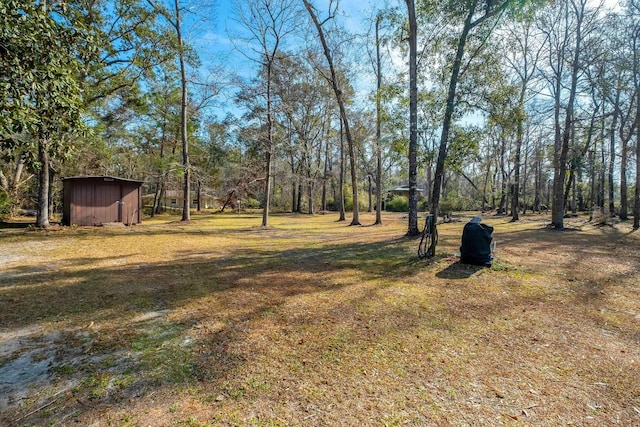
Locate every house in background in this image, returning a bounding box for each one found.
[386,185,425,200]
[62,176,143,226]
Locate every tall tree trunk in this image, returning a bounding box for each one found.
[619,131,630,220]
[635,102,640,229]
[322,138,328,213]
[291,152,297,212]
[511,87,526,221]
[608,89,620,217]
[405,0,419,235]
[307,173,313,215]
[152,177,164,217]
[262,64,273,227]
[428,0,508,253]
[632,13,640,229]
[173,0,190,222]
[367,175,372,212]
[599,120,606,213]
[522,137,529,214]
[499,137,507,214]
[374,14,383,225]
[482,160,491,211]
[533,136,542,212]
[196,180,202,212]
[303,0,360,225]
[338,119,346,221]
[36,138,50,228]
[429,3,476,252]
[551,0,584,228]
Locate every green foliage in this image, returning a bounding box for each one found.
[439,193,476,215]
[0,1,85,165]
[342,191,368,212]
[446,126,481,173]
[386,195,409,212]
[243,198,261,209]
[0,191,12,220]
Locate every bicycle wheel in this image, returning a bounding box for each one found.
[418,215,436,259]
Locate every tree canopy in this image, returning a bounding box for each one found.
[0,0,637,238]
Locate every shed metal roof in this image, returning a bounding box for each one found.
[61,175,144,184]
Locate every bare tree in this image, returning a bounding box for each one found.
[631,0,640,229]
[542,0,601,228]
[233,0,300,227]
[503,18,544,221]
[303,0,361,226]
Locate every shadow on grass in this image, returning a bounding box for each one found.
[1,217,639,426]
[436,261,484,279]
[0,221,35,229]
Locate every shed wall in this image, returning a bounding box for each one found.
[63,177,142,226]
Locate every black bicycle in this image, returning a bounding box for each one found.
[418,214,438,259]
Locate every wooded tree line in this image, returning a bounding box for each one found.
[1,0,638,233]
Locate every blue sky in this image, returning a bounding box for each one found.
[183,0,386,119]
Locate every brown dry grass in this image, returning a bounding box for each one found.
[0,211,638,426]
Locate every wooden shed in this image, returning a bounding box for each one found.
[62,176,144,226]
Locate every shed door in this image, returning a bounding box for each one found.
[94,183,121,225]
[72,183,94,226]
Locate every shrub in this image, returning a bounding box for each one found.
[0,192,12,221]
[386,195,409,212]
[324,196,354,212]
[439,194,475,216]
[243,197,261,209]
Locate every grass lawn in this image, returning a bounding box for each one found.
[0,211,638,426]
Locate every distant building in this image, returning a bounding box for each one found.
[61,176,143,226]
[386,185,425,199]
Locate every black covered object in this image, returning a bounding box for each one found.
[460,222,494,266]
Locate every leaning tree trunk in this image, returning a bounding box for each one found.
[429,2,476,254]
[304,0,360,225]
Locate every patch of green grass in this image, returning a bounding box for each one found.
[86,372,112,399]
[178,416,212,426]
[489,258,518,271]
[381,414,412,426]
[117,413,135,427]
[249,418,288,427]
[131,322,197,383]
[113,372,136,390]
[51,364,77,376]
